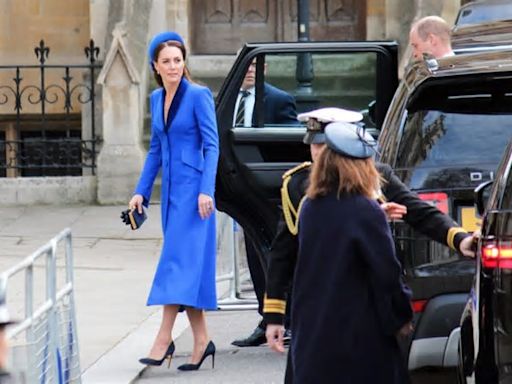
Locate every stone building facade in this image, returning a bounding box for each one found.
[0,0,467,205]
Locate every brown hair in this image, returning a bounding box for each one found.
[152,40,192,86]
[306,147,381,200]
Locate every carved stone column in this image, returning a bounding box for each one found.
[96,26,145,204]
[166,0,189,46]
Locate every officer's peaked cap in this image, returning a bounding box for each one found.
[298,108,363,145]
[298,107,363,124]
[148,31,185,64]
[325,122,376,159]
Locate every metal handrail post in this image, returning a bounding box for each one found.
[24,264,34,382]
[217,218,238,305]
[1,228,81,383]
[218,218,258,310]
[65,232,81,383]
[47,241,59,382]
[233,220,242,296]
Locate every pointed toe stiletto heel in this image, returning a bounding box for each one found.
[139,341,175,368]
[177,341,216,371]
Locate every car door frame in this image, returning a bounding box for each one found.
[214,41,399,261]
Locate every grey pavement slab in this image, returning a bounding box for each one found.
[0,206,89,238]
[81,309,190,384]
[0,204,252,383]
[0,205,165,372]
[136,311,287,384]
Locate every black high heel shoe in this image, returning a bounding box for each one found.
[139,341,175,368]
[177,341,216,371]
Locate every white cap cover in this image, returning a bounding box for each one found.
[298,107,363,124]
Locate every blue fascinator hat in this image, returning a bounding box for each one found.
[324,122,376,159]
[148,31,185,64]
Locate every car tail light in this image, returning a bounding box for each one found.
[418,192,448,214]
[482,241,512,269]
[412,299,428,313]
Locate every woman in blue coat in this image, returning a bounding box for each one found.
[291,123,413,383]
[129,32,219,371]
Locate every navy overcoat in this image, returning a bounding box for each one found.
[292,192,412,383]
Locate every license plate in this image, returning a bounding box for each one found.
[460,206,481,233]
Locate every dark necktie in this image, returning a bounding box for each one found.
[235,90,250,126]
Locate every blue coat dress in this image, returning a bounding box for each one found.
[135,78,219,310]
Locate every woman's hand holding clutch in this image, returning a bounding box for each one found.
[129,194,144,214]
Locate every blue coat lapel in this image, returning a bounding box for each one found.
[164,77,189,132]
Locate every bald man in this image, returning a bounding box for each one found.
[409,15,454,61]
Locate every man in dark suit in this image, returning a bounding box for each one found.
[231,59,297,348]
[233,59,297,128]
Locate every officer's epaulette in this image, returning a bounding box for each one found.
[281,162,311,235]
[282,161,311,180]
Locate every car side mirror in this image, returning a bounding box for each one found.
[474,180,494,216]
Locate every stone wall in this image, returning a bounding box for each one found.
[0,0,90,65]
[0,0,92,115]
[0,176,96,205]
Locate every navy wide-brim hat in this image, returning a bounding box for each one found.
[324,122,376,159]
[305,131,325,145]
[148,31,185,64]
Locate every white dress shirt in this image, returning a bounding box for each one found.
[233,87,256,127]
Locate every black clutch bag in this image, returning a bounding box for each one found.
[120,207,147,230]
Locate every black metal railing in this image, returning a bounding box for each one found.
[0,40,102,177]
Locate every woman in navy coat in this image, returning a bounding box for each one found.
[291,123,413,383]
[129,32,218,371]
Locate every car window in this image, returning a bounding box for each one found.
[456,3,512,26]
[266,52,377,117]
[396,111,512,169]
[234,52,378,128]
[377,82,408,163]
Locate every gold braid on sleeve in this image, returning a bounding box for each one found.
[281,162,311,235]
[281,176,298,235]
[447,227,467,250]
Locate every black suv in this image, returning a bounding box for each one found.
[458,140,512,384]
[377,49,512,372]
[214,36,512,375]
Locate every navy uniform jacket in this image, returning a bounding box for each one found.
[252,83,297,126]
[263,162,469,324]
[292,192,411,383]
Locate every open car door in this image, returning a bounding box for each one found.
[215,41,398,260]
